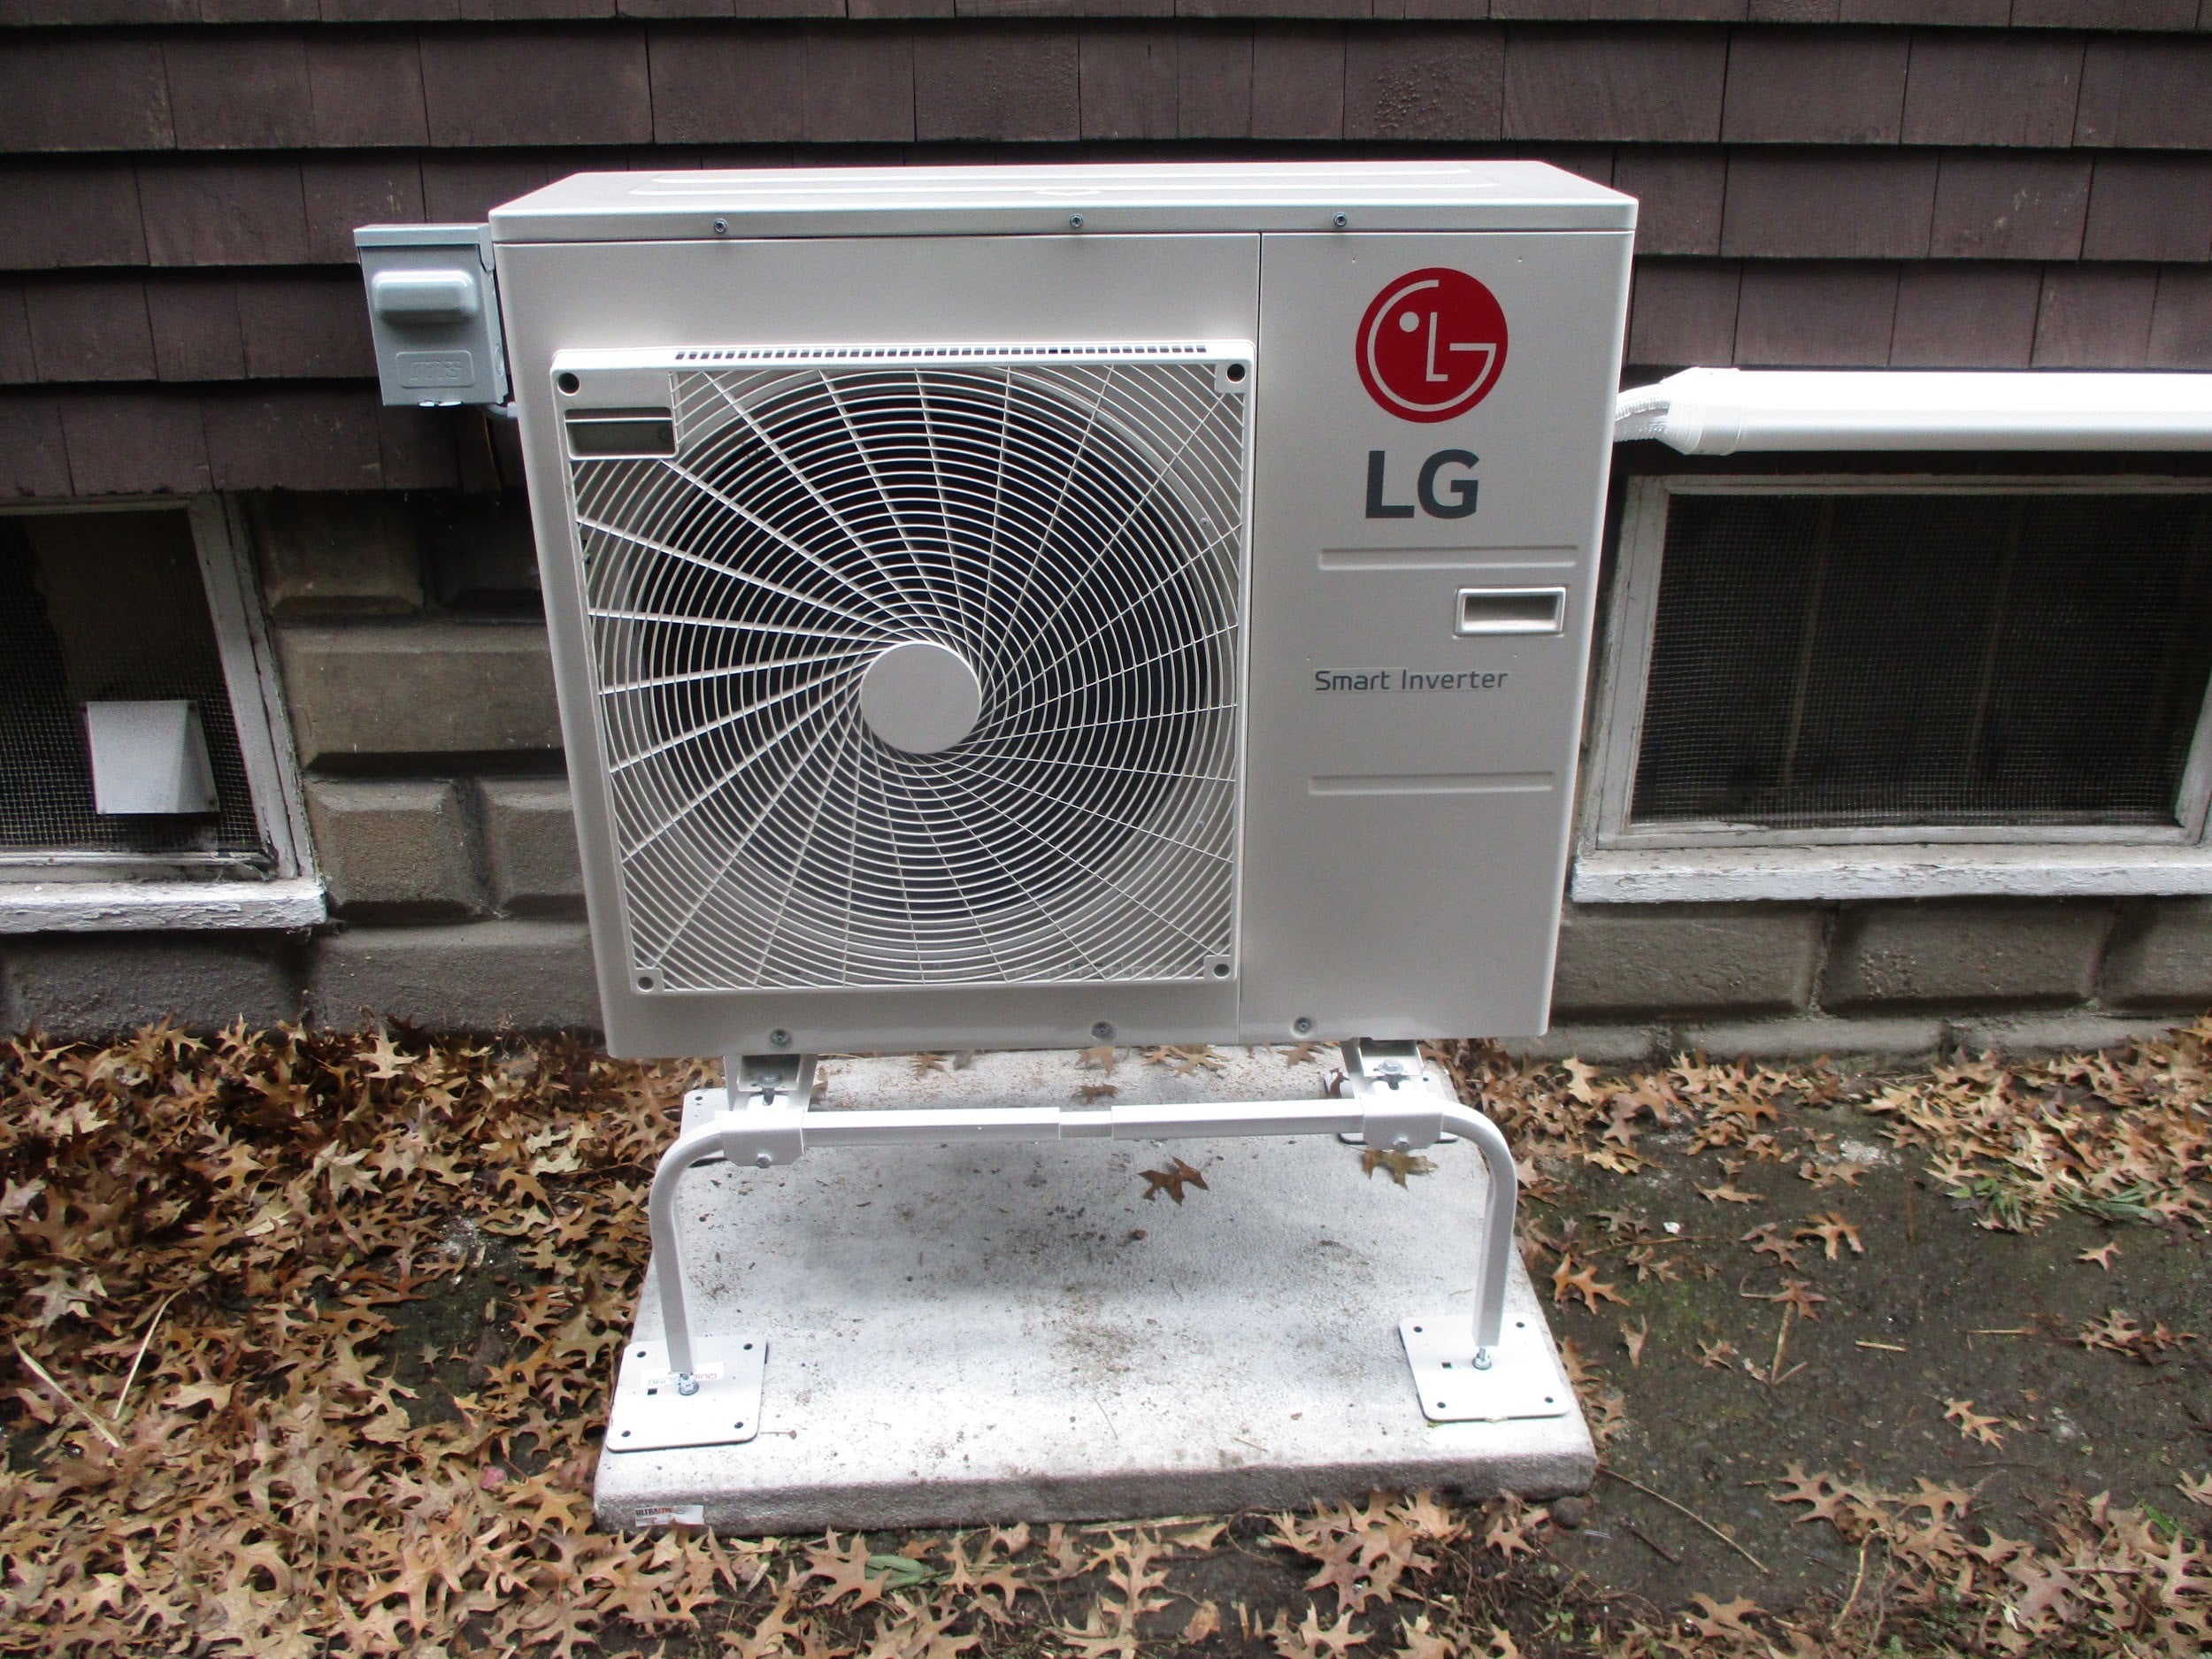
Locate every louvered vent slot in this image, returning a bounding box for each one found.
[566,349,1249,992]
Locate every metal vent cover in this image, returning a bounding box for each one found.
[562,345,1252,993]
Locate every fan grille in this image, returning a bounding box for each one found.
[566,349,1249,992]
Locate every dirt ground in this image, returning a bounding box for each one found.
[4,1024,2208,1655]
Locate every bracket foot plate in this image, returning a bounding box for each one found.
[607,1336,767,1453]
[1400,1313,1572,1424]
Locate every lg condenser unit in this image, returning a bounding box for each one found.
[490,163,1633,1059]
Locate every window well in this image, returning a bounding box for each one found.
[1631,490,2212,832]
[0,510,269,864]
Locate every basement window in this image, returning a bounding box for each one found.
[1576,478,2212,902]
[0,501,321,932]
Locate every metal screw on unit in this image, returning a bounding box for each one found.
[1471,1348,1494,1372]
[1333,212,1348,228]
[712,218,729,235]
[1069,214,1085,229]
[1293,1016,1315,1035]
[755,1152,774,1169]
[1393,1136,1411,1153]
[675,1371,701,1396]
[1091,1020,1115,1041]
[769,1028,792,1048]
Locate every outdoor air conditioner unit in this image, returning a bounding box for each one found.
[489,162,1633,1060]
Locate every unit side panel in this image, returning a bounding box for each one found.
[497,234,1259,1056]
[1239,232,1632,1041]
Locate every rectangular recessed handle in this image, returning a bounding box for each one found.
[1456,587,1565,637]
[565,408,677,457]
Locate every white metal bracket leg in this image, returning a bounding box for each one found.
[605,1045,1565,1454]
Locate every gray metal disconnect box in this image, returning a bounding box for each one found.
[355,223,510,408]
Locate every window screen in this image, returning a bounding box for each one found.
[0,511,267,861]
[1632,491,2212,830]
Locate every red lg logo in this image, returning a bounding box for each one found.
[1356,268,1509,422]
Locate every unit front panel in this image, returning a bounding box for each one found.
[1238,231,1633,1041]
[500,234,1259,1056]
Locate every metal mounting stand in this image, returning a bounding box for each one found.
[605,1041,1557,1456]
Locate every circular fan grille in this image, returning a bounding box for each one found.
[569,353,1248,991]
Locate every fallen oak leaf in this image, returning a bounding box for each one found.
[1549,1252,1625,1311]
[1740,1222,1803,1270]
[1481,1495,1550,1562]
[1141,1158,1209,1204]
[1267,1605,1370,1659]
[1390,1613,1455,1659]
[1698,1179,1762,1206]
[1360,1148,1435,1186]
[1944,1397,2004,1448]
[806,1531,888,1608]
[1686,1594,1766,1641]
[1620,1317,1648,1369]
[1796,1213,1864,1260]
[1073,1084,1119,1104]
[2077,1241,2118,1270]
[2177,1471,2212,1509]
[1742,1279,1827,1321]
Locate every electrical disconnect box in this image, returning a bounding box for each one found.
[355,223,509,409]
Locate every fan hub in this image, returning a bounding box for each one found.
[858,641,985,756]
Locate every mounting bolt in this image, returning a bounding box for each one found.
[1333,212,1348,228]
[712,218,729,235]
[1393,1135,1411,1153]
[1471,1348,1494,1371]
[1091,1020,1115,1041]
[755,1152,774,1169]
[1069,214,1085,229]
[1293,1016,1315,1035]
[676,1371,701,1395]
[769,1028,792,1048]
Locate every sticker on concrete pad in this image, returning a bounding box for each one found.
[634,1503,706,1527]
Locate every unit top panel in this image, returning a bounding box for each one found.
[489,161,1636,242]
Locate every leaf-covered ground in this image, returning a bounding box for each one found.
[3,1021,2209,1655]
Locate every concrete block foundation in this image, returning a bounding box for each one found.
[1823,900,2109,1010]
[307,918,597,1032]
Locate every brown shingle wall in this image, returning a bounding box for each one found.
[3,4,2210,25]
[3,14,2210,498]
[5,24,2212,151]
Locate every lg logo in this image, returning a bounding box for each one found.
[1365,449,1479,520]
[1355,268,1502,519]
[1356,268,1509,422]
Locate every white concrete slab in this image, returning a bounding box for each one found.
[595,1047,1594,1531]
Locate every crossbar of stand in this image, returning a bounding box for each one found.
[605,1045,1550,1459]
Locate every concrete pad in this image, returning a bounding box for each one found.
[594,1047,1594,1532]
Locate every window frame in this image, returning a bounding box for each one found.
[0,496,324,933]
[1574,473,2212,904]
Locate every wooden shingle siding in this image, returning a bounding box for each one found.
[1900,31,2082,146]
[1888,262,2043,365]
[6,3,2212,24]
[3,13,2210,499]
[1502,27,1722,142]
[1721,27,1908,143]
[1929,152,2091,260]
[0,23,2204,153]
